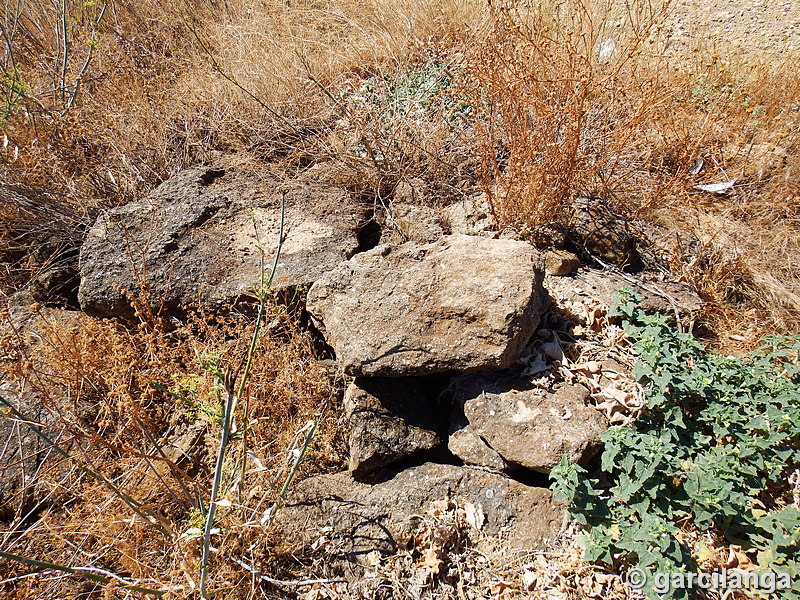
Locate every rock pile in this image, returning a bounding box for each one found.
[279,230,609,563]
[37,168,701,574]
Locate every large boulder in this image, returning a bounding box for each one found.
[78,168,369,317]
[449,368,607,473]
[271,463,563,560]
[306,234,546,377]
[345,378,444,480]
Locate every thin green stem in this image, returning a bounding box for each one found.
[199,189,287,597]
[261,419,317,531]
[235,191,286,505]
[199,376,235,599]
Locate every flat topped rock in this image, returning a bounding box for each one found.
[306,234,546,377]
[78,168,368,317]
[450,368,607,473]
[543,267,703,316]
[272,463,564,561]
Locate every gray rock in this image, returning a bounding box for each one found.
[272,463,564,561]
[78,168,368,317]
[345,378,443,480]
[306,234,546,376]
[0,383,55,520]
[376,202,443,245]
[450,369,607,473]
[568,196,641,268]
[524,221,568,250]
[543,267,703,316]
[447,427,508,472]
[0,305,83,519]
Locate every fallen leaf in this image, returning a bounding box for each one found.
[420,547,443,576]
[522,565,537,590]
[491,580,512,594]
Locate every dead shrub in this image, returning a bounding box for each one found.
[466,0,673,231]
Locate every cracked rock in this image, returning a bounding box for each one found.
[449,368,607,473]
[272,462,564,561]
[78,168,368,317]
[306,234,546,377]
[345,377,444,480]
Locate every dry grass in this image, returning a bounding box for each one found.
[463,0,800,339]
[466,0,674,227]
[642,55,800,339]
[1,0,485,202]
[3,0,795,332]
[0,301,344,598]
[1,0,800,597]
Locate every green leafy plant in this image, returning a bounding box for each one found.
[354,60,471,127]
[0,70,28,125]
[552,290,800,600]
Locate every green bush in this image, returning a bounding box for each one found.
[552,290,800,600]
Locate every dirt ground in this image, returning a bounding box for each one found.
[662,0,800,63]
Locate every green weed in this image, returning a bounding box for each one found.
[552,290,800,600]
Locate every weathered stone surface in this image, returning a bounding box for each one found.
[345,378,443,479]
[78,168,368,317]
[544,267,703,315]
[393,176,429,205]
[272,463,563,561]
[568,196,641,268]
[448,427,508,472]
[450,368,607,473]
[545,249,581,276]
[307,234,546,377]
[0,382,54,520]
[376,202,443,245]
[442,194,496,236]
[525,221,568,250]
